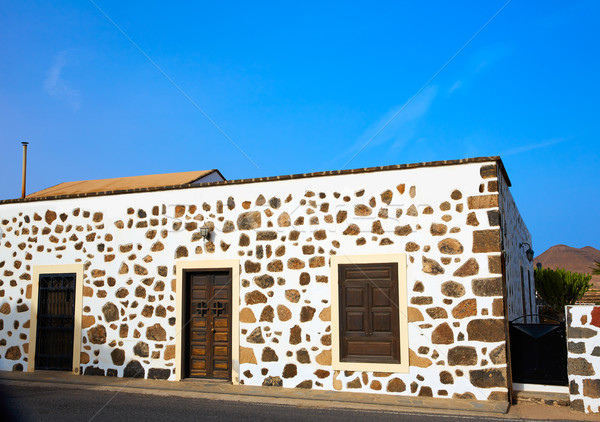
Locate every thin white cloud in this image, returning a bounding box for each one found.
[338,86,438,162]
[501,138,569,157]
[44,51,81,110]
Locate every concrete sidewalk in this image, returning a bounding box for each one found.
[0,371,594,420]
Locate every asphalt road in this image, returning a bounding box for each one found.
[0,382,560,422]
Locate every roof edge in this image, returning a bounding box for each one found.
[0,157,509,205]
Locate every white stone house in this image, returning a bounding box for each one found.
[0,157,535,403]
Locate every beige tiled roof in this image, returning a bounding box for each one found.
[26,170,218,198]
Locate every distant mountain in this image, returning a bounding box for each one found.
[534,245,600,287]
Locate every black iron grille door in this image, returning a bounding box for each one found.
[35,273,76,371]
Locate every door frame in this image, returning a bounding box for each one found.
[175,259,240,383]
[28,264,84,373]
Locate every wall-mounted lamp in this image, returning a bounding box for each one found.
[520,242,534,262]
[199,227,211,240]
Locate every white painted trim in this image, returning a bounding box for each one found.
[330,254,409,373]
[175,259,240,384]
[28,264,84,374]
[513,383,569,394]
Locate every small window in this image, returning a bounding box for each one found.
[331,254,408,372]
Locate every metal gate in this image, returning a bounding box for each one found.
[509,315,568,386]
[35,273,76,371]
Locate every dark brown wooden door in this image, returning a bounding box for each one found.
[339,263,400,363]
[35,273,76,371]
[185,270,231,379]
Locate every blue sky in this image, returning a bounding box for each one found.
[0,1,598,255]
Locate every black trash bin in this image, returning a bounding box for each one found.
[509,315,568,386]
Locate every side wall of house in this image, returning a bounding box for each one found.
[0,161,510,400]
[566,305,600,414]
[497,172,535,322]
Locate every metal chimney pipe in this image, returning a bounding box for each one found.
[21,142,29,199]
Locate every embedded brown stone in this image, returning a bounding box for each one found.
[269,197,281,209]
[409,349,432,368]
[0,303,11,314]
[300,306,316,322]
[287,258,306,269]
[118,262,129,275]
[452,299,477,319]
[315,369,330,379]
[441,281,465,298]
[473,230,501,253]
[277,212,291,227]
[448,346,477,366]
[405,242,420,252]
[5,346,21,360]
[568,358,595,376]
[318,307,331,322]
[488,255,502,274]
[371,220,385,235]
[123,360,145,378]
[480,164,497,179]
[346,378,361,389]
[290,325,302,345]
[276,305,291,321]
[430,224,447,236]
[134,264,148,276]
[582,379,600,398]
[174,246,188,259]
[259,305,274,322]
[240,308,256,323]
[88,325,107,344]
[254,274,274,289]
[343,224,360,236]
[296,348,311,363]
[309,256,325,268]
[450,190,462,200]
[135,286,146,298]
[257,231,277,241]
[387,378,406,392]
[285,289,300,303]
[336,211,347,224]
[262,347,278,362]
[453,258,480,277]
[246,290,268,305]
[432,323,454,344]
[411,296,433,305]
[146,324,166,341]
[267,260,283,272]
[45,210,57,225]
[239,346,257,364]
[102,302,119,323]
[423,257,444,275]
[467,319,504,342]
[438,238,464,255]
[354,204,372,216]
[262,376,282,387]
[245,261,261,273]
[568,327,597,339]
[141,305,154,318]
[469,368,506,388]
[394,225,412,236]
[134,341,149,357]
[489,344,506,365]
[380,190,393,205]
[407,307,424,322]
[466,212,479,227]
[81,315,95,329]
[283,364,297,378]
[247,327,265,344]
[302,245,315,255]
[295,273,309,287]
[472,277,502,296]
[426,307,448,319]
[237,211,262,230]
[468,195,498,210]
[406,205,418,216]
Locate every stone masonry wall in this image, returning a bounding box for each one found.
[497,172,535,322]
[0,161,517,401]
[566,305,600,413]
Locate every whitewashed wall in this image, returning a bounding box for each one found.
[0,160,519,401]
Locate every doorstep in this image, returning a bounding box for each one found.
[0,370,509,417]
